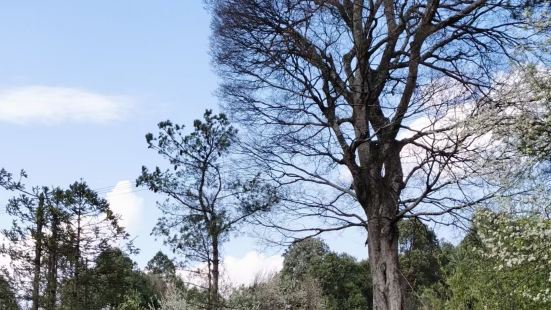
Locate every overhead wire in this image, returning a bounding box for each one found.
[0,181,149,217]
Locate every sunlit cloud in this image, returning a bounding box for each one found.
[179,251,284,289]
[222,251,283,286]
[106,180,145,236]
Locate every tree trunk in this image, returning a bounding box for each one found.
[367,211,403,310]
[358,143,405,310]
[83,258,89,309]
[74,209,82,308]
[45,209,59,310]
[211,235,220,310]
[206,258,213,310]
[31,193,45,310]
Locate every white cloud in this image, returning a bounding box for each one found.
[337,165,353,187]
[222,251,283,286]
[106,180,144,235]
[180,251,284,289]
[0,86,130,125]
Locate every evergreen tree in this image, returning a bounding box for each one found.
[60,181,127,309]
[398,219,444,308]
[138,110,278,309]
[281,238,372,310]
[1,170,129,309]
[0,274,19,310]
[0,170,50,310]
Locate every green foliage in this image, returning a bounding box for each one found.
[476,210,551,305]
[445,211,551,309]
[0,274,19,310]
[229,238,371,310]
[117,291,145,310]
[146,251,176,277]
[145,251,182,299]
[445,232,529,309]
[92,247,141,307]
[97,248,159,309]
[312,253,371,310]
[398,219,447,308]
[281,238,329,280]
[59,247,160,310]
[282,238,371,310]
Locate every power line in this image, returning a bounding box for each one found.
[102,188,148,197]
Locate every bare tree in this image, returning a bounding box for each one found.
[209,0,550,309]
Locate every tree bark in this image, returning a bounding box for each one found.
[211,235,220,310]
[357,142,405,310]
[45,209,59,310]
[206,256,213,310]
[31,193,45,310]
[74,208,82,308]
[366,206,403,310]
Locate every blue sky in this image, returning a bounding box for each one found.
[0,1,465,279]
[0,1,374,273]
[0,0,221,265]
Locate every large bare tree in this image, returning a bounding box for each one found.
[209,0,550,309]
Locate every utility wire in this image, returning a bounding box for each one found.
[102,188,148,197]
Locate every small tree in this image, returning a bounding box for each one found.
[44,188,70,310]
[146,251,180,297]
[146,252,176,277]
[1,170,50,310]
[61,247,159,310]
[154,282,198,310]
[398,219,446,309]
[281,238,371,310]
[138,110,278,309]
[61,181,127,309]
[444,227,545,309]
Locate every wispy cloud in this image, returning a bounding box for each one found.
[0,86,130,125]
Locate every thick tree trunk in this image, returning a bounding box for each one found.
[356,142,405,310]
[367,210,403,310]
[31,193,45,310]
